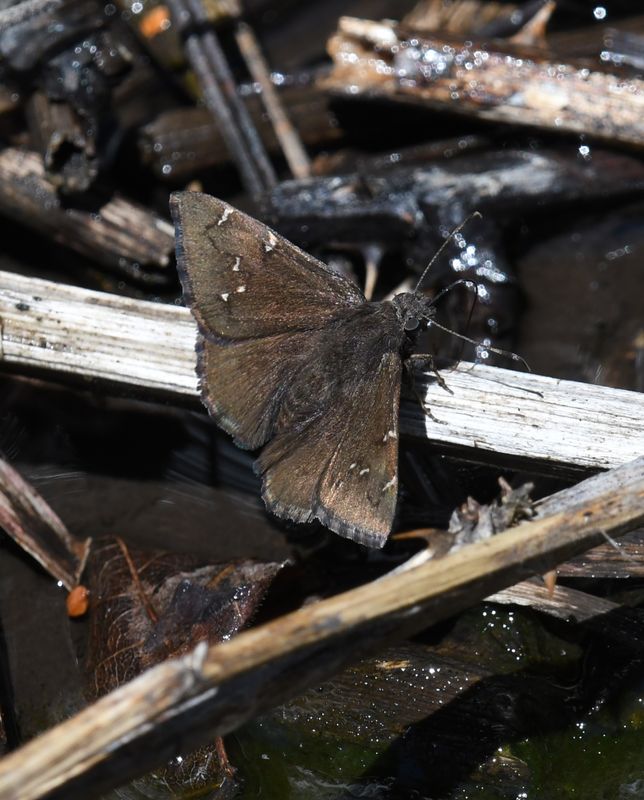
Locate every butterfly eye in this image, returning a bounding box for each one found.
[404,317,420,332]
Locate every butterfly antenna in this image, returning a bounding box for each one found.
[414,211,482,293]
[428,317,532,372]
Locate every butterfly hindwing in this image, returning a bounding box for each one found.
[256,306,404,547]
[171,192,365,342]
[316,350,401,546]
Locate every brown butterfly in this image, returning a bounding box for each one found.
[171,191,441,548]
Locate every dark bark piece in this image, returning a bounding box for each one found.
[0,0,113,75]
[0,0,136,190]
[0,455,90,589]
[139,81,339,181]
[25,91,97,194]
[0,148,174,277]
[0,0,63,32]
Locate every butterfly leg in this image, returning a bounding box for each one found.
[407,353,453,395]
[404,354,450,424]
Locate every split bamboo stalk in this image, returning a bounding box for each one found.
[1,270,643,473]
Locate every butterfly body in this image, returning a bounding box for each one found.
[171,192,435,547]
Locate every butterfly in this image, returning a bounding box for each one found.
[171,191,441,548]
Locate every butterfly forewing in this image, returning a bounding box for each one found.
[197,328,328,449]
[171,192,365,341]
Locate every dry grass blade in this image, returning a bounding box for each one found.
[0,455,642,800]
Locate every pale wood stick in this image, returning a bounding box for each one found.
[0,455,642,800]
[235,21,312,179]
[1,270,643,471]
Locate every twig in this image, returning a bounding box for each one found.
[234,21,311,179]
[114,537,159,624]
[166,0,275,197]
[0,455,642,799]
[1,271,643,472]
[0,456,90,589]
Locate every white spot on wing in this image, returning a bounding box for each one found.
[359,468,370,476]
[236,285,246,293]
[349,463,357,470]
[217,207,233,225]
[264,232,277,252]
[220,293,229,302]
[232,256,241,271]
[383,429,397,442]
[382,477,396,492]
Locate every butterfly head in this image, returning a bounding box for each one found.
[391,290,436,334]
